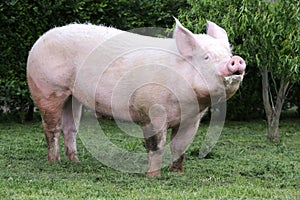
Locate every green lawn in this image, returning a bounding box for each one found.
[0,117,299,199]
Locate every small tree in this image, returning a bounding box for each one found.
[180,0,299,142]
[240,0,299,142]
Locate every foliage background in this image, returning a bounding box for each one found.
[0,0,189,122]
[0,0,299,122]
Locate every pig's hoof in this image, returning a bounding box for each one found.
[48,157,61,164]
[146,170,161,177]
[170,157,184,173]
[66,153,80,163]
[170,168,184,173]
[71,156,80,163]
[170,165,184,173]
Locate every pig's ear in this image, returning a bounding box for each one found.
[207,21,229,42]
[173,17,196,58]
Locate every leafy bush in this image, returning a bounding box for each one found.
[0,0,188,122]
[0,71,31,122]
[287,83,300,116]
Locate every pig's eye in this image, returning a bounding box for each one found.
[204,55,210,60]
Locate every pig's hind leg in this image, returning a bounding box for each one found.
[36,91,71,163]
[61,96,82,162]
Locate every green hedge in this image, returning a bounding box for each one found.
[0,0,188,122]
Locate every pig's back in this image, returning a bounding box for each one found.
[27,24,123,88]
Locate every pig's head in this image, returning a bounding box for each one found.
[173,18,246,102]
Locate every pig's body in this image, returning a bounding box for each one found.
[27,19,246,176]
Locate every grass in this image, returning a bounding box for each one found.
[0,116,299,199]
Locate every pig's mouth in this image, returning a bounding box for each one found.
[223,72,244,86]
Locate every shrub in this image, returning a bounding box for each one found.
[0,0,188,122]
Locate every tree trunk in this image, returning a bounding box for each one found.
[267,110,280,142]
[261,66,290,142]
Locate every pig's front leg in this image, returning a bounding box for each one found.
[170,117,201,173]
[142,123,167,177]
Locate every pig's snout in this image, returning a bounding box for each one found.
[227,56,246,75]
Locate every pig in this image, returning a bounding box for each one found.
[27,18,246,177]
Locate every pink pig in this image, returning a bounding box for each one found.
[27,18,245,177]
